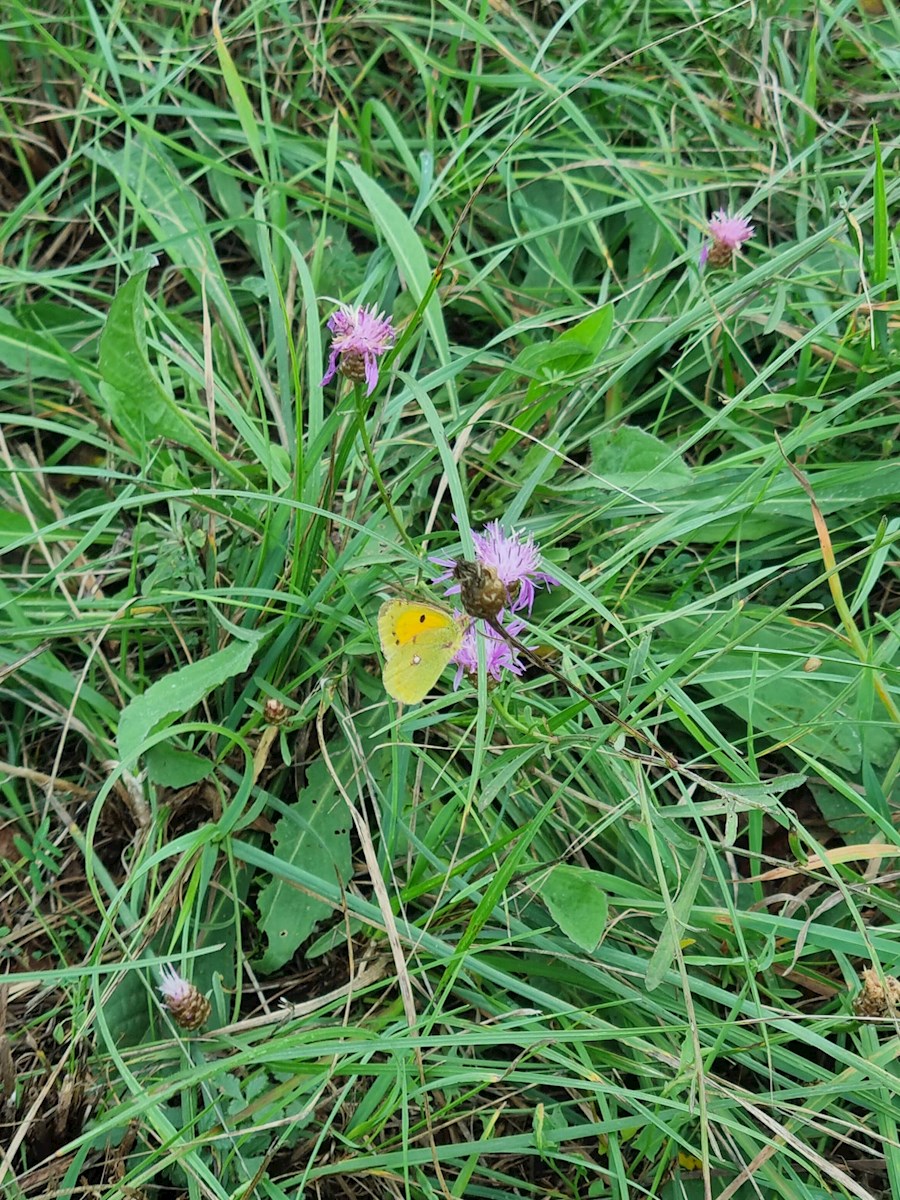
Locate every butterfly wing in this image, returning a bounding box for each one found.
[382,626,464,703]
[378,600,458,660]
[378,601,463,703]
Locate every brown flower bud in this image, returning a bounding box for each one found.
[707,240,735,268]
[159,965,211,1031]
[263,697,289,725]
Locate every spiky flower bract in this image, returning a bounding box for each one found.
[158,963,210,1031]
[158,963,192,1004]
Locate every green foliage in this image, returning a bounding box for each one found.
[539,865,609,953]
[1,1,898,1198]
[589,425,693,493]
[116,632,261,768]
[255,748,357,973]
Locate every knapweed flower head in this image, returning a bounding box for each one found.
[452,617,528,689]
[320,302,396,396]
[700,210,754,269]
[433,521,558,616]
[158,963,210,1031]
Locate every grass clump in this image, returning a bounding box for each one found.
[0,2,898,1198]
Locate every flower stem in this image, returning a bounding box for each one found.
[353,388,415,552]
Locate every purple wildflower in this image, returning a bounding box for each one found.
[320,303,396,396]
[708,210,755,249]
[433,521,558,615]
[452,617,528,688]
[700,210,754,268]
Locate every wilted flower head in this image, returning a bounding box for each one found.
[263,696,289,725]
[700,210,754,268]
[320,303,396,396]
[433,521,558,616]
[158,963,210,1031]
[452,617,528,688]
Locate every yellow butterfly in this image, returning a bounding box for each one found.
[377,599,465,704]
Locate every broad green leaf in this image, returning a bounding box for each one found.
[810,781,882,843]
[523,304,614,402]
[98,268,209,453]
[89,141,242,342]
[489,306,615,467]
[255,753,353,973]
[117,635,260,764]
[103,969,151,1047]
[145,743,213,788]
[646,847,705,992]
[256,707,388,972]
[0,510,41,547]
[589,425,693,493]
[657,614,896,772]
[540,865,609,953]
[0,309,92,383]
[98,267,247,482]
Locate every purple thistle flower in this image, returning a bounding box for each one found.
[452,617,528,688]
[432,520,558,615]
[700,210,754,268]
[708,210,754,249]
[320,303,396,396]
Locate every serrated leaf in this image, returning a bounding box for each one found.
[256,755,353,973]
[541,865,608,953]
[117,635,260,764]
[98,267,211,455]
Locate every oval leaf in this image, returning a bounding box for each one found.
[117,635,260,764]
[541,865,609,953]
